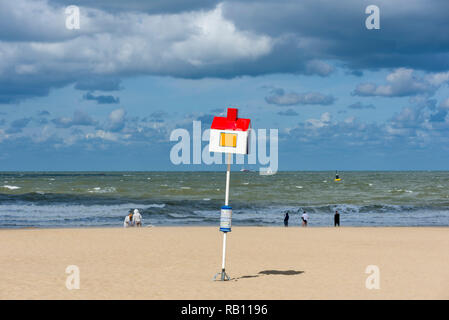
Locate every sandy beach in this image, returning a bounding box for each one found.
[0,226,448,300]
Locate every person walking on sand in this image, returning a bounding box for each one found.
[284,211,289,227]
[334,210,340,227]
[124,211,134,228]
[133,209,142,227]
[301,211,309,227]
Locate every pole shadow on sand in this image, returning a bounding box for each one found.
[232,270,304,281]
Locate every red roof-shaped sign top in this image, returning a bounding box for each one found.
[211,108,251,131]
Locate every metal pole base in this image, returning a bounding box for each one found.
[213,269,230,281]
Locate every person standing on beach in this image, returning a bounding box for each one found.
[284,212,289,227]
[334,210,340,227]
[301,211,309,227]
[124,212,134,228]
[133,209,142,227]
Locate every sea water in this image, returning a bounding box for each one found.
[1,171,449,228]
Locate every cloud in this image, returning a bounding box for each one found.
[150,111,167,119]
[223,0,449,73]
[305,112,332,129]
[52,110,97,128]
[138,111,167,123]
[345,70,364,77]
[74,77,122,92]
[196,114,215,124]
[107,108,126,132]
[85,130,122,142]
[0,1,277,103]
[281,95,449,153]
[6,0,449,104]
[283,112,387,152]
[429,109,447,122]
[304,60,335,77]
[348,102,376,110]
[277,109,298,116]
[352,68,441,97]
[209,108,226,114]
[265,88,335,106]
[38,110,50,116]
[386,98,449,139]
[49,0,219,14]
[2,0,449,94]
[5,117,31,133]
[83,92,120,104]
[440,98,449,109]
[0,0,341,103]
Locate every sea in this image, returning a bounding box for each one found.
[1,171,449,228]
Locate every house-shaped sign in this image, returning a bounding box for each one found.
[209,108,251,155]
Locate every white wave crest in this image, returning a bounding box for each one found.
[2,185,21,190]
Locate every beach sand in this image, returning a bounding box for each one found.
[0,226,448,300]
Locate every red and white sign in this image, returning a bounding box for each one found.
[209,108,251,155]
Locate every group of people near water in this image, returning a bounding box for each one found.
[283,210,340,227]
[124,207,342,228]
[124,209,143,228]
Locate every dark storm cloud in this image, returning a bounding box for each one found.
[1,0,449,104]
[48,0,219,14]
[222,0,449,72]
[0,78,62,104]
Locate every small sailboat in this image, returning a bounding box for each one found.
[240,166,250,172]
[334,170,341,182]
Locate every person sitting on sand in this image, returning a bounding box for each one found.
[124,212,134,228]
[133,209,142,227]
[301,211,309,227]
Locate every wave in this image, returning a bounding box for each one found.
[88,187,117,194]
[1,199,448,228]
[1,185,21,190]
[2,192,449,212]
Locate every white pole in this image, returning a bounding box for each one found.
[225,153,231,206]
[221,232,227,270]
[220,153,231,279]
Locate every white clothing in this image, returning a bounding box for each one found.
[124,215,134,228]
[133,209,142,223]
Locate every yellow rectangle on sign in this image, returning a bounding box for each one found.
[220,133,237,147]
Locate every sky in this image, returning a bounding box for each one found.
[1,0,449,171]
